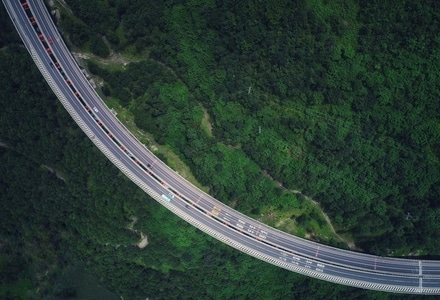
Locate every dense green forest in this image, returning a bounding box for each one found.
[0,0,439,299]
[66,0,440,254]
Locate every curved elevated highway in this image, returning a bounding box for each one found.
[4,0,440,294]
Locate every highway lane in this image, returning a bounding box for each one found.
[6,0,440,294]
[423,262,440,276]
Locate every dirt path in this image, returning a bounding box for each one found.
[263,171,361,251]
[72,50,139,67]
[291,190,361,251]
[53,0,73,15]
[126,216,149,249]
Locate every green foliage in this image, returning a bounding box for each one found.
[0,5,20,47]
[68,0,118,35]
[89,35,110,58]
[60,12,92,48]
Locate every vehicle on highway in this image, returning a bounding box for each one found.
[21,1,29,10]
[162,194,172,202]
[47,37,53,44]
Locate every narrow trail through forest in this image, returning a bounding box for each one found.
[263,171,361,251]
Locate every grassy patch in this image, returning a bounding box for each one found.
[306,0,361,59]
[259,199,347,245]
[200,107,213,138]
[90,57,128,71]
